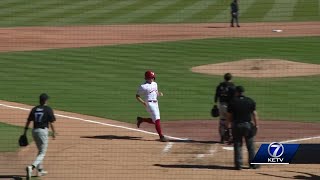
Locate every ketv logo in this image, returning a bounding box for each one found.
[251,142,299,165]
[267,142,284,163]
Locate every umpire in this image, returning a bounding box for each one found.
[214,73,235,143]
[230,0,240,27]
[227,86,259,170]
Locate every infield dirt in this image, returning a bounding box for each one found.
[0,22,319,52]
[191,59,320,78]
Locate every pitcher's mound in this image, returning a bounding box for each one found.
[191,59,320,78]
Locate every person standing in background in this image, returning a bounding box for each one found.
[230,0,240,27]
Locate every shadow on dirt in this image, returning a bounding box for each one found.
[168,139,221,144]
[81,135,221,144]
[154,164,236,170]
[0,175,23,180]
[258,170,320,180]
[206,26,226,29]
[81,135,142,140]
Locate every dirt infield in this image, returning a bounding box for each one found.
[0,22,319,52]
[0,22,319,179]
[191,59,320,78]
[0,101,319,179]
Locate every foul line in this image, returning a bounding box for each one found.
[196,144,217,158]
[280,136,320,143]
[162,142,174,153]
[0,103,188,141]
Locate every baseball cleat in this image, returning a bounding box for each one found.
[160,135,168,142]
[37,169,48,176]
[26,166,32,180]
[250,165,260,169]
[220,137,225,144]
[136,117,143,128]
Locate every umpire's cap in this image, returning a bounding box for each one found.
[235,86,245,93]
[39,93,49,105]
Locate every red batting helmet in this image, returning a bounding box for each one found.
[145,70,156,80]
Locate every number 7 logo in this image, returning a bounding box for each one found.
[268,142,285,158]
[35,112,44,122]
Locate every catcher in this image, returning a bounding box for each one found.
[214,73,235,143]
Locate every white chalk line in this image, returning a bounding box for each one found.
[162,142,174,153]
[222,146,234,151]
[0,103,188,141]
[196,144,217,158]
[222,136,320,151]
[280,136,320,144]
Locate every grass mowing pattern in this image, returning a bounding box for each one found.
[0,37,319,123]
[0,122,33,152]
[293,0,319,21]
[0,0,318,26]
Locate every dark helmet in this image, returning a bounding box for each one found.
[145,70,156,80]
[224,73,232,81]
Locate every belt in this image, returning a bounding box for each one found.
[35,127,47,129]
[148,100,157,103]
[234,122,251,125]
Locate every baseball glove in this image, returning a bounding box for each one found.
[211,105,219,117]
[19,134,29,147]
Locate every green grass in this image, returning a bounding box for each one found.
[0,37,319,123]
[0,0,318,26]
[0,122,33,152]
[293,0,319,21]
[241,0,276,21]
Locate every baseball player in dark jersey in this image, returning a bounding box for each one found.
[230,0,240,27]
[227,86,259,170]
[23,93,56,179]
[214,73,235,143]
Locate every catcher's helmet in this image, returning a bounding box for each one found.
[145,70,156,80]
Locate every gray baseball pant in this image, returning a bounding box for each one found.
[32,128,48,170]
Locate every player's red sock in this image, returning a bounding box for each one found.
[155,120,163,137]
[142,118,154,124]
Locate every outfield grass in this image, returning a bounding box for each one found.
[0,37,319,122]
[0,0,318,26]
[0,122,33,152]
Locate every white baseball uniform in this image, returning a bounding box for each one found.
[137,81,160,122]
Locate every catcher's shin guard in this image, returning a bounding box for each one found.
[219,119,226,143]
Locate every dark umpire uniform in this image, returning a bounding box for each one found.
[227,86,259,170]
[230,0,240,27]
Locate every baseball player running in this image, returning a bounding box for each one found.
[23,93,56,179]
[136,70,167,142]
